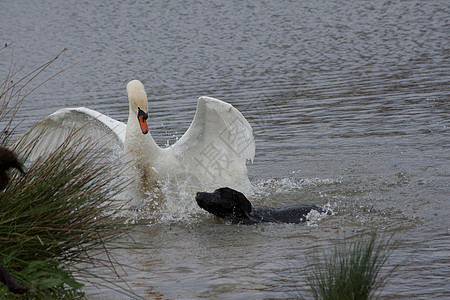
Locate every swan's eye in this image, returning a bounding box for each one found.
[137,107,148,120]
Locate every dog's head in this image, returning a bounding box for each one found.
[0,147,25,190]
[195,187,252,221]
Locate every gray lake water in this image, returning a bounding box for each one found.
[1,0,449,299]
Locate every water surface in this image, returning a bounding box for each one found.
[1,0,449,299]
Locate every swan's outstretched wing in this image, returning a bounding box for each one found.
[17,107,126,160]
[170,96,255,186]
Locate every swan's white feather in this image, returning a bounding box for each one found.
[22,107,126,160]
[169,96,255,188]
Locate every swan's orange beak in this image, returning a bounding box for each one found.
[137,107,149,135]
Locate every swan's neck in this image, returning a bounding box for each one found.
[125,109,162,161]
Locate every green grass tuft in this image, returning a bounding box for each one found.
[303,234,397,300]
[1,47,136,298]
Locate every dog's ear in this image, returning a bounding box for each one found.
[232,189,252,215]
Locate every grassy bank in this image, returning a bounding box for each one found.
[302,233,398,300]
[1,47,133,299]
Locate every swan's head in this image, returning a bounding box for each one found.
[126,80,149,134]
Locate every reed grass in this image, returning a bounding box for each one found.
[303,233,397,300]
[1,46,135,298]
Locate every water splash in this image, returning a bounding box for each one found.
[119,175,339,226]
[250,177,342,203]
[306,204,334,227]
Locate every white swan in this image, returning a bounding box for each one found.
[22,80,255,193]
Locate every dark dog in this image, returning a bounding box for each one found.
[0,147,28,294]
[196,187,331,224]
[0,147,25,190]
[0,265,29,294]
